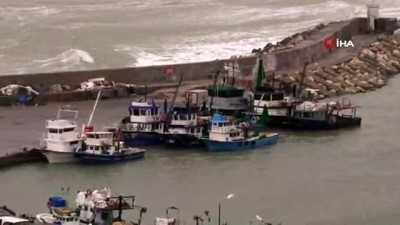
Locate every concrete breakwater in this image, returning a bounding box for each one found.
[0,148,46,169]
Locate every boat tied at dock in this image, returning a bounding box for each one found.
[200,113,278,152]
[39,107,82,164]
[74,130,146,163]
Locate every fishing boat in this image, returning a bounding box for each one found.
[74,130,146,163]
[39,107,82,164]
[36,195,79,225]
[37,187,147,225]
[0,206,33,225]
[208,84,251,118]
[251,53,362,130]
[200,113,278,152]
[282,98,362,130]
[163,107,209,147]
[120,99,166,146]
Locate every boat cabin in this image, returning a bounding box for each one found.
[80,132,122,155]
[207,85,249,117]
[44,109,80,151]
[186,89,208,108]
[124,101,164,132]
[293,99,360,121]
[209,114,243,141]
[168,110,203,137]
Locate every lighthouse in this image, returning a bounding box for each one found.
[367,0,380,32]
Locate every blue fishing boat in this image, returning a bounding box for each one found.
[200,114,278,152]
[74,131,145,163]
[120,99,166,146]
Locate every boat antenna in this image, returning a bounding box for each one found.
[208,70,220,114]
[144,85,148,102]
[87,90,102,126]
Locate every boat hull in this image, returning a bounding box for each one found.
[74,151,145,164]
[266,116,362,130]
[164,134,204,147]
[202,133,279,152]
[122,131,164,146]
[40,150,76,164]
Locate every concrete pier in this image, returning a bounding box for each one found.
[0,149,46,169]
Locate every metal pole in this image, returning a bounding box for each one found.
[118,195,122,221]
[218,202,221,225]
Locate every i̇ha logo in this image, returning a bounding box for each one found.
[324,36,354,49]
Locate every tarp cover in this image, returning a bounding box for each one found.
[48,196,67,207]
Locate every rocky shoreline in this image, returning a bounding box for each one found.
[273,35,400,99]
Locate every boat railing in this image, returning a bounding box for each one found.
[211,126,238,133]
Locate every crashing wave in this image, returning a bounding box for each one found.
[35,49,95,68]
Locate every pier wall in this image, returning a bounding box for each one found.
[0,149,46,169]
[0,18,388,88]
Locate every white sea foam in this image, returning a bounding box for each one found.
[34,49,95,69]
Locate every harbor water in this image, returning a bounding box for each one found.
[0,0,399,75]
[0,74,400,225]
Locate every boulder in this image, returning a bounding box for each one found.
[393,28,400,43]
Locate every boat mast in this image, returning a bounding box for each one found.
[297,61,309,98]
[208,70,220,114]
[254,52,265,91]
[168,73,184,113]
[87,90,102,126]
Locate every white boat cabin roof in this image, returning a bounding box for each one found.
[46,119,77,129]
[130,101,157,107]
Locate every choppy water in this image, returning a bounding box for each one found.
[0,0,399,75]
[0,74,400,224]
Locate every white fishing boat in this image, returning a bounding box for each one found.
[39,107,82,163]
[36,187,146,225]
[0,206,31,225]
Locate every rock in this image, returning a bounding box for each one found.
[62,85,71,91]
[393,50,400,58]
[355,86,366,93]
[328,89,337,97]
[393,28,400,43]
[50,84,63,93]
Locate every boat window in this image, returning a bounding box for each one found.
[212,123,217,126]
[87,134,95,138]
[218,123,223,127]
[302,112,311,118]
[132,109,140,116]
[63,128,74,132]
[140,110,147,116]
[174,115,178,120]
[70,141,78,145]
[190,128,195,133]
[58,129,63,133]
[49,129,58,133]
[154,108,158,115]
